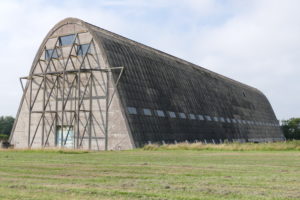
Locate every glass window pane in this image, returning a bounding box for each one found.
[213,117,219,122]
[205,115,212,121]
[45,49,59,60]
[198,115,204,120]
[59,34,76,46]
[127,107,137,114]
[143,108,152,116]
[178,112,186,119]
[226,118,231,123]
[189,114,196,120]
[77,44,91,56]
[155,110,165,117]
[168,111,176,118]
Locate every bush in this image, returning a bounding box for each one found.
[0,134,9,141]
[281,118,300,140]
[0,116,15,137]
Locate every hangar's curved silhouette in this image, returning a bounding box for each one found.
[10,18,284,150]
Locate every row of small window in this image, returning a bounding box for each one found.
[45,44,91,60]
[45,34,91,60]
[127,107,279,127]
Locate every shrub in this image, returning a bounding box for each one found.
[0,134,9,141]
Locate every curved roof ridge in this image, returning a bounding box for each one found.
[67,17,261,93]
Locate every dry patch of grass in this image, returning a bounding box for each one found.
[143,140,300,151]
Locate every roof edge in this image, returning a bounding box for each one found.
[80,19,263,95]
[53,17,265,96]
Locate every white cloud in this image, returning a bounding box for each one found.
[0,0,299,120]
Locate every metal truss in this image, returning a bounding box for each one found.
[20,33,124,150]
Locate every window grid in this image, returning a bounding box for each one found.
[125,107,277,127]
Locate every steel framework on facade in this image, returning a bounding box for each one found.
[20,34,124,150]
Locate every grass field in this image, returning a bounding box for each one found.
[0,148,299,200]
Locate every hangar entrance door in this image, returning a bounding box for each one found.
[56,126,74,148]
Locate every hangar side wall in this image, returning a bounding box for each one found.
[86,23,284,147]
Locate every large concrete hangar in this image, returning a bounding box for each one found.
[9,18,284,150]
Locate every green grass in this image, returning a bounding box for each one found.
[0,148,299,199]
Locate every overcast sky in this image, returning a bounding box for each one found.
[0,0,299,120]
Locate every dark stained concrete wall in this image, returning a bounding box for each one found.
[89,23,284,147]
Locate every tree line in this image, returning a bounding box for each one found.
[281,118,300,140]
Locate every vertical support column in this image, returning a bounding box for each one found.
[42,75,46,147]
[88,73,93,150]
[76,69,81,149]
[105,71,110,151]
[54,76,59,147]
[61,72,65,148]
[73,75,77,149]
[28,77,33,148]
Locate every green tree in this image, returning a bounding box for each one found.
[281,118,300,140]
[0,116,15,136]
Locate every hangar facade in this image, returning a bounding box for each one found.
[9,18,284,150]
